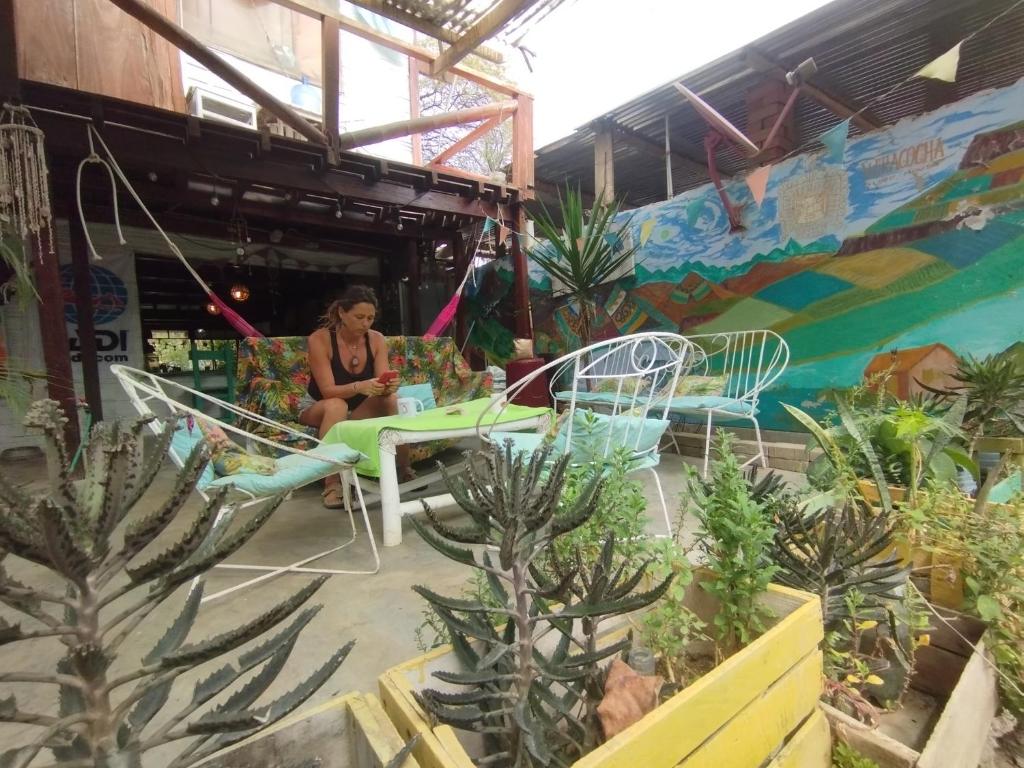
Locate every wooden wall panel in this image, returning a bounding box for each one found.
[15,0,185,113]
[15,0,78,88]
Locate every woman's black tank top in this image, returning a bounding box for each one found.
[307,331,375,401]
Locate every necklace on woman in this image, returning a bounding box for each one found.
[340,332,361,369]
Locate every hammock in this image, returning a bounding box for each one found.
[78,126,263,339]
[423,218,492,339]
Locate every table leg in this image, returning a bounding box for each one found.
[379,438,402,547]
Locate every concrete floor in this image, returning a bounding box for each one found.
[0,446,747,759]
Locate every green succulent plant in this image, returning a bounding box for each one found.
[0,401,349,768]
[411,441,671,767]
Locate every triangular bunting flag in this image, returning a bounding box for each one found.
[745,165,772,207]
[686,198,706,227]
[820,118,851,164]
[916,42,962,83]
[640,218,655,245]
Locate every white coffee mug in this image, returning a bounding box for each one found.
[397,397,425,417]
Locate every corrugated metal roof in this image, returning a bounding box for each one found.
[382,0,571,45]
[534,0,1024,207]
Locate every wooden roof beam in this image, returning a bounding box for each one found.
[338,100,517,150]
[273,0,524,97]
[596,119,723,180]
[273,0,504,64]
[103,0,329,146]
[744,48,881,133]
[431,0,543,76]
[427,114,506,167]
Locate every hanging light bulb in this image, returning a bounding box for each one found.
[205,300,221,315]
[229,283,250,302]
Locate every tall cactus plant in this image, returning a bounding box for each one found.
[0,401,350,768]
[411,442,672,767]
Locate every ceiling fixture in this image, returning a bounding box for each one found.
[205,301,221,316]
[229,283,250,302]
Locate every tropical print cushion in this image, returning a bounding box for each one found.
[235,335,492,464]
[665,374,727,398]
[196,419,277,477]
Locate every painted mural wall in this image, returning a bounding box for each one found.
[525,78,1024,431]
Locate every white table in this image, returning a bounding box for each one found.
[373,411,550,546]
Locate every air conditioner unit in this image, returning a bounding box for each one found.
[256,106,324,142]
[187,87,257,130]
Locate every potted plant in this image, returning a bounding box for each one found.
[527,188,639,349]
[379,439,828,768]
[765,472,999,768]
[0,401,415,768]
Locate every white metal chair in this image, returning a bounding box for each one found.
[112,365,380,602]
[664,330,789,477]
[477,332,695,535]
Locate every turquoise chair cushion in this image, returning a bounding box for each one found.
[554,409,669,463]
[397,382,437,410]
[206,443,364,497]
[668,395,755,417]
[989,470,1022,505]
[170,421,216,490]
[488,427,662,473]
[488,431,547,456]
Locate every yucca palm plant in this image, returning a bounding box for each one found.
[527,188,639,348]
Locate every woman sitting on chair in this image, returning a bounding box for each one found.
[299,286,409,508]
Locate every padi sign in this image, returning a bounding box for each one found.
[59,264,132,363]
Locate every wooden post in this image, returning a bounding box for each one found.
[408,55,423,165]
[510,203,532,339]
[2,0,79,446]
[321,15,340,151]
[406,239,420,335]
[68,215,103,422]
[594,126,615,203]
[32,236,80,450]
[511,94,534,198]
[453,232,468,348]
[0,0,17,99]
[337,100,516,150]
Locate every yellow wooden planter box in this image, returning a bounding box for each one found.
[823,612,997,768]
[201,692,420,768]
[378,583,827,768]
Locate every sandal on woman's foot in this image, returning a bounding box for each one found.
[321,487,345,509]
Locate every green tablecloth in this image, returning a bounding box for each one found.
[322,397,551,477]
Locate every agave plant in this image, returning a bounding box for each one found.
[527,187,639,348]
[920,351,1024,446]
[411,442,671,767]
[0,401,350,768]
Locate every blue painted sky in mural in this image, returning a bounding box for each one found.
[615,78,1024,276]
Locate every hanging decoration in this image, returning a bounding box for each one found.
[820,118,851,164]
[916,42,963,83]
[0,104,54,258]
[744,166,772,207]
[229,283,251,302]
[205,301,222,316]
[80,125,263,338]
[423,218,492,339]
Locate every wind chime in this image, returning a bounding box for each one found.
[0,104,54,258]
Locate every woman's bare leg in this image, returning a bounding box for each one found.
[299,398,349,490]
[351,394,413,476]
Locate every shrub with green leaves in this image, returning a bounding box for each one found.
[689,432,778,656]
[0,401,349,768]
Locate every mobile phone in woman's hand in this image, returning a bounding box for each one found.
[377,370,398,385]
